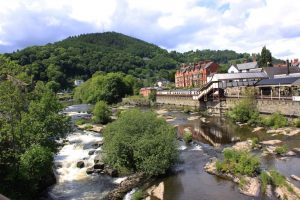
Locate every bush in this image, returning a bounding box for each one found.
[75,118,88,125]
[216,149,260,176]
[260,171,271,193]
[262,112,287,129]
[251,137,259,148]
[274,145,288,155]
[226,98,260,124]
[103,109,178,176]
[269,170,286,187]
[183,130,193,144]
[132,190,143,200]
[294,118,300,127]
[92,101,111,124]
[20,145,53,193]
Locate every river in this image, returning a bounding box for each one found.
[47,105,300,200]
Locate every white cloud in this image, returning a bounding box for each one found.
[0,0,299,59]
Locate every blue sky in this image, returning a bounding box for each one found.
[0,0,300,59]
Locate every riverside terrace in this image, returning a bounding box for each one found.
[156,74,300,116]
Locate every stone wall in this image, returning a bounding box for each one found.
[225,98,300,117]
[156,94,300,117]
[156,95,199,108]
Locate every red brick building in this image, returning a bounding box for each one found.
[175,61,219,88]
[139,87,156,97]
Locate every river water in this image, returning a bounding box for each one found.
[47,105,300,200]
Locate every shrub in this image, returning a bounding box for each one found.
[83,124,93,130]
[269,170,286,187]
[262,112,287,129]
[183,130,193,144]
[132,190,143,200]
[251,137,259,148]
[294,118,300,127]
[20,145,53,193]
[226,98,260,124]
[260,171,271,193]
[92,101,111,124]
[75,118,87,125]
[216,148,260,176]
[103,109,178,176]
[274,145,288,155]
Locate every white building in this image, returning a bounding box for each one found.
[228,62,260,73]
[74,79,84,86]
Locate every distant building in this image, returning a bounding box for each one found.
[156,79,170,87]
[140,87,156,97]
[175,61,219,88]
[228,62,259,73]
[74,79,84,86]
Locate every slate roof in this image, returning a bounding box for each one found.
[255,77,300,86]
[236,62,258,70]
[264,66,300,78]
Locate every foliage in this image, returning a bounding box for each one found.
[216,149,260,176]
[226,98,260,124]
[258,46,272,67]
[74,72,133,104]
[0,73,71,199]
[92,101,111,124]
[75,118,88,125]
[19,145,53,193]
[183,130,193,144]
[251,137,259,148]
[132,190,143,200]
[148,90,156,102]
[293,118,300,127]
[269,170,286,187]
[274,145,288,155]
[103,109,178,176]
[262,112,288,129]
[260,171,271,194]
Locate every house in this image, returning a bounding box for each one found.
[139,87,156,97]
[264,61,300,78]
[175,61,219,88]
[156,79,170,87]
[74,80,84,86]
[228,62,261,73]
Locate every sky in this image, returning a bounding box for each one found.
[0,0,300,59]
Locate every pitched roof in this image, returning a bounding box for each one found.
[263,66,300,78]
[211,72,268,81]
[255,77,300,86]
[236,62,258,70]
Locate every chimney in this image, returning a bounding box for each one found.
[286,59,290,75]
[252,53,256,62]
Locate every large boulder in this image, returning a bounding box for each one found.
[92,141,104,149]
[94,162,105,170]
[86,167,94,175]
[94,154,103,164]
[76,161,85,168]
[105,168,118,177]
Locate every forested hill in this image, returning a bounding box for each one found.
[3,32,283,89]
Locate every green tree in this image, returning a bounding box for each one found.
[103,109,178,175]
[19,145,53,194]
[258,46,272,67]
[92,101,111,124]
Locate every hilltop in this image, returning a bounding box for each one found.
[3,32,283,89]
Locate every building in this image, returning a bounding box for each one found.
[139,87,156,97]
[264,60,300,78]
[175,61,219,88]
[156,79,170,87]
[74,79,84,86]
[228,61,260,73]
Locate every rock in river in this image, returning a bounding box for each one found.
[94,162,105,170]
[77,161,85,168]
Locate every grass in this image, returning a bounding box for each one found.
[183,130,193,144]
[75,118,89,125]
[260,171,271,193]
[83,124,93,130]
[132,190,143,200]
[294,118,300,127]
[216,149,260,176]
[274,145,288,155]
[251,137,259,148]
